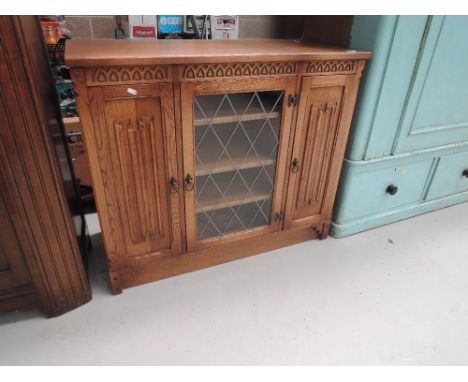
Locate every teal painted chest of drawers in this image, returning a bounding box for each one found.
[331,16,468,237]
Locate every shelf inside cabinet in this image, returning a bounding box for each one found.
[195,154,275,176]
[194,92,282,126]
[196,191,271,213]
[194,111,280,126]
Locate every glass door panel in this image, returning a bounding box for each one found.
[193,90,283,241]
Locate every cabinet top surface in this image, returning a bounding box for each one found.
[65,39,371,67]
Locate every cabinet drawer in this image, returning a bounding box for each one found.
[336,159,433,222]
[427,151,468,200]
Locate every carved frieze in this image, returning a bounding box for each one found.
[306,60,356,75]
[86,66,169,85]
[183,62,297,79]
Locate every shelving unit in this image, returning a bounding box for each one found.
[196,190,271,213]
[194,111,280,126]
[196,198,271,241]
[194,92,282,126]
[195,154,275,176]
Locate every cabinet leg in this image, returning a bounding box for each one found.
[318,222,331,240]
[108,268,123,294]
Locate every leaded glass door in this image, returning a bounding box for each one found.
[181,78,296,251]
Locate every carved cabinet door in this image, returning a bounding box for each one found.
[85,83,182,275]
[284,75,355,229]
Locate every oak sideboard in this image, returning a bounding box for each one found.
[66,39,370,292]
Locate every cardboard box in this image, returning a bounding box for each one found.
[63,117,85,158]
[116,16,158,39]
[210,15,239,39]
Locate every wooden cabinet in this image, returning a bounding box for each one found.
[0,16,90,316]
[67,40,370,292]
[332,16,468,238]
[0,192,33,292]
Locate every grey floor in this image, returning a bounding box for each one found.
[1,202,468,365]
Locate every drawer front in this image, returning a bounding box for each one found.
[336,159,434,222]
[427,151,468,200]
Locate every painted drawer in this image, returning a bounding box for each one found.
[335,158,434,223]
[426,151,468,200]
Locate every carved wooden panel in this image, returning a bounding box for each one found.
[85,65,169,86]
[85,83,182,275]
[183,62,297,79]
[306,60,356,75]
[105,97,171,256]
[285,80,344,227]
[296,101,338,211]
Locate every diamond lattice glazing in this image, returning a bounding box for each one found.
[193,91,283,241]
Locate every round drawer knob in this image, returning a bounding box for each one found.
[386,184,399,195]
[463,169,468,178]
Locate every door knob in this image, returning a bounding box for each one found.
[184,174,194,191]
[386,184,398,195]
[169,176,179,194]
[462,169,468,178]
[274,212,284,221]
[291,158,300,173]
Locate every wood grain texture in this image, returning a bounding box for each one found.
[119,226,319,289]
[0,16,90,315]
[0,285,40,312]
[305,60,357,75]
[72,75,183,292]
[183,62,296,79]
[180,77,296,253]
[0,176,34,292]
[69,39,369,291]
[314,63,367,238]
[85,65,170,86]
[285,75,348,230]
[65,39,371,67]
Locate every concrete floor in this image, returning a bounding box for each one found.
[1,202,468,365]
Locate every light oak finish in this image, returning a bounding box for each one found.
[118,226,318,289]
[66,39,370,67]
[195,154,275,176]
[285,75,350,230]
[180,77,296,253]
[67,40,369,291]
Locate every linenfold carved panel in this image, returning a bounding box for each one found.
[110,114,167,248]
[297,101,337,212]
[306,60,356,75]
[183,62,297,79]
[285,81,345,229]
[86,66,169,85]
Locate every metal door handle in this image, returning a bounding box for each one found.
[291,158,300,173]
[184,174,194,192]
[169,176,179,194]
